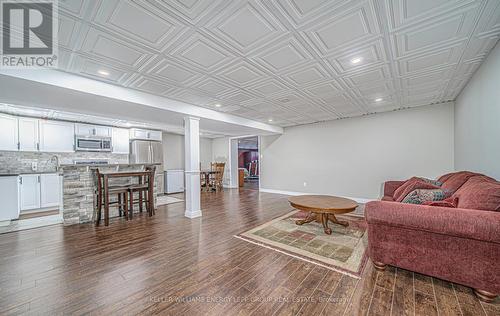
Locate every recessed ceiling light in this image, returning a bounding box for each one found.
[268,118,273,122]
[98,70,110,76]
[350,57,363,64]
[375,98,383,102]
[214,104,222,108]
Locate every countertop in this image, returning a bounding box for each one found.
[0,171,61,176]
[60,163,162,167]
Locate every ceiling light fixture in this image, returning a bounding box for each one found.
[214,104,222,108]
[375,98,383,102]
[268,118,273,122]
[350,57,363,64]
[98,70,110,76]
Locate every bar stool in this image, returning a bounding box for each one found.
[95,169,130,226]
[127,166,156,217]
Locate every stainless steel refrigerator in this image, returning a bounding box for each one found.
[130,140,163,164]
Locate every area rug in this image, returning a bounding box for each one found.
[235,210,368,278]
[156,195,184,206]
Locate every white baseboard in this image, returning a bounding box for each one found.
[184,210,202,218]
[258,188,375,204]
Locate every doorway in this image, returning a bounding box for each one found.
[237,136,259,190]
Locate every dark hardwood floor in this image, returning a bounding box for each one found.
[0,188,498,315]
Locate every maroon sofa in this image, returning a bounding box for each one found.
[365,171,500,302]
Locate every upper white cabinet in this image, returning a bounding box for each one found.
[39,120,75,152]
[0,114,19,151]
[75,123,111,137]
[130,128,162,141]
[18,117,39,151]
[112,127,130,154]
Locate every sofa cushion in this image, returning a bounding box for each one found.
[439,171,481,194]
[401,189,447,204]
[452,176,500,211]
[393,177,440,202]
[422,197,458,208]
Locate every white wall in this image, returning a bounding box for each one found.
[454,42,500,180]
[260,103,455,199]
[162,132,213,170]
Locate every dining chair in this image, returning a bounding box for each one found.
[95,168,130,226]
[213,162,225,192]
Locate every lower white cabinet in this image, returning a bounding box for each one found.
[40,174,60,208]
[0,176,20,221]
[20,175,40,211]
[19,173,60,211]
[164,170,184,194]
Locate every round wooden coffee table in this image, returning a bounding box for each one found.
[288,195,358,235]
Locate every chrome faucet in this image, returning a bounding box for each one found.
[50,155,59,171]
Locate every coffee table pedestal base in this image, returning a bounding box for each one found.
[295,212,349,235]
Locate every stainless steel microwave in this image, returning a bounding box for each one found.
[75,136,112,152]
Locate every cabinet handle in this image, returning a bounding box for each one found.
[19,177,22,185]
[93,128,96,135]
[17,142,20,150]
[36,143,40,151]
[38,175,40,183]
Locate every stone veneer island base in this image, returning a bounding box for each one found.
[61,163,164,225]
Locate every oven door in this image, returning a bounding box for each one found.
[75,137,104,151]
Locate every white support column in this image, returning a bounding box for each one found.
[184,116,202,218]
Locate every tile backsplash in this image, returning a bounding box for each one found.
[0,151,129,174]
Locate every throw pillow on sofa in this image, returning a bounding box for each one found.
[401,189,447,204]
[418,177,443,187]
[452,176,500,211]
[438,171,481,194]
[393,177,441,202]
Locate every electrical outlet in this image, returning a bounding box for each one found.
[31,162,38,171]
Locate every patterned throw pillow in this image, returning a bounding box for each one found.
[418,177,443,187]
[401,189,447,204]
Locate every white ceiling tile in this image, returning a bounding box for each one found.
[54,0,500,127]
[304,1,379,55]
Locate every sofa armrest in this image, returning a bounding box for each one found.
[365,201,500,244]
[383,181,405,197]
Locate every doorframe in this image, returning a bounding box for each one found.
[228,135,260,189]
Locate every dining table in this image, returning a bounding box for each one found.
[98,170,154,226]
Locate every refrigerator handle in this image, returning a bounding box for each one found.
[149,143,153,164]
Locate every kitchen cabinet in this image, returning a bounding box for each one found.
[18,117,39,151]
[0,114,19,151]
[112,127,130,154]
[40,174,60,208]
[39,120,75,152]
[164,170,184,194]
[130,128,162,141]
[76,123,111,137]
[19,173,60,211]
[0,176,20,221]
[19,175,40,211]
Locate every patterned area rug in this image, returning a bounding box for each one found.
[236,210,368,278]
[156,195,184,206]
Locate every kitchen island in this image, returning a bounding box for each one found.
[61,163,164,225]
